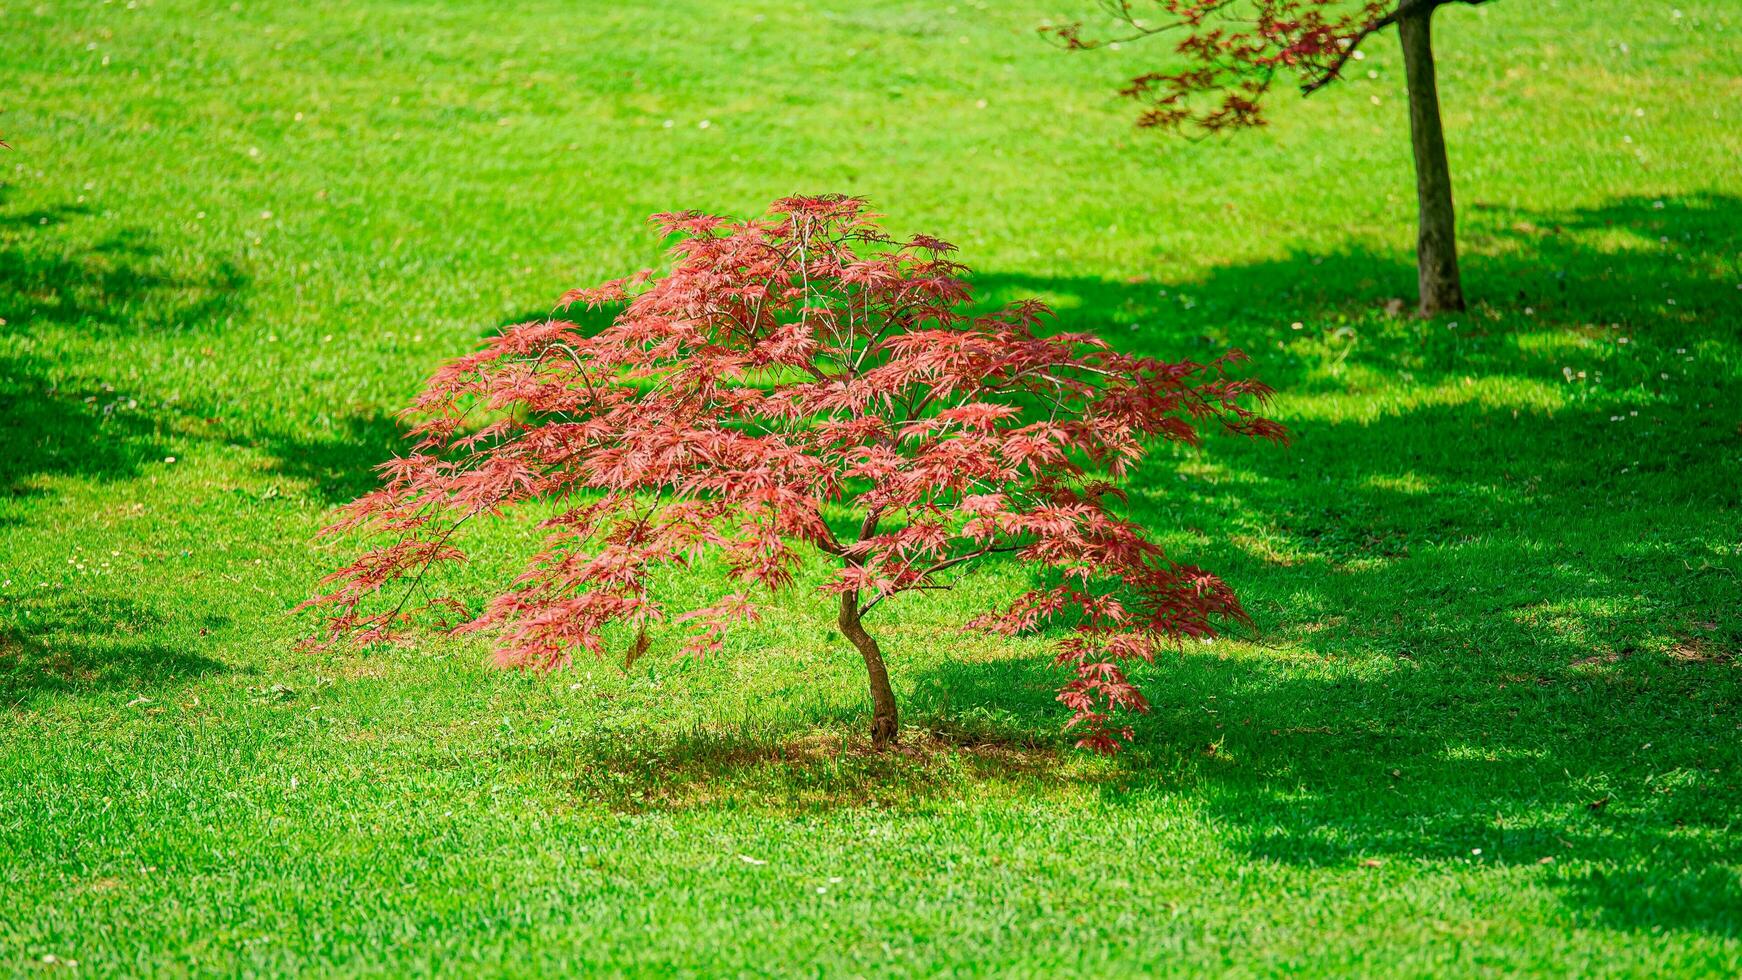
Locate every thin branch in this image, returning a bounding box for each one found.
[858,544,1022,618]
[1300,1,1416,95]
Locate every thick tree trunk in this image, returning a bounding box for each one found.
[838,591,899,748]
[1397,5,1465,315]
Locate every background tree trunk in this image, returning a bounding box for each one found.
[838,591,899,747]
[1397,5,1465,314]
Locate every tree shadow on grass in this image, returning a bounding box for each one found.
[905,546,1739,937]
[257,411,412,505]
[0,594,229,709]
[0,348,170,512]
[892,361,1741,937]
[971,192,1739,398]
[508,720,1109,814]
[235,305,625,507]
[0,191,249,501]
[0,225,245,332]
[0,189,429,511]
[912,627,1741,935]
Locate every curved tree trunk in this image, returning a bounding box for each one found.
[838,591,899,748]
[1398,5,1465,315]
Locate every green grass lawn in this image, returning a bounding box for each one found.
[3,0,1740,974]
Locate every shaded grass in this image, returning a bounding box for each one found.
[0,594,229,708]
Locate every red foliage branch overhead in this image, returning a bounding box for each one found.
[1045,0,1399,134]
[303,195,1284,752]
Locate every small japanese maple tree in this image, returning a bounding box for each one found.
[305,195,1283,752]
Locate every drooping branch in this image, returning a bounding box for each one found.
[1299,0,1493,95]
[1299,0,1416,94]
[1046,0,1494,133]
[857,543,1023,618]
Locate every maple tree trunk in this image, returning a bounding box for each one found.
[1397,4,1465,315]
[838,591,899,748]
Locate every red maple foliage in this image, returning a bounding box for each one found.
[304,195,1284,752]
[1045,0,1398,134]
